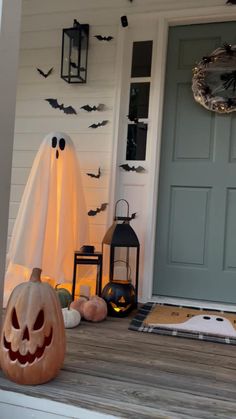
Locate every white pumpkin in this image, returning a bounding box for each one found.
[62,307,81,328]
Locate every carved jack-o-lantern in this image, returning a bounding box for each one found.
[0,268,66,385]
[101,280,136,317]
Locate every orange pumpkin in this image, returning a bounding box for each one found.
[0,268,66,385]
[72,295,107,322]
[70,296,88,317]
[83,296,107,322]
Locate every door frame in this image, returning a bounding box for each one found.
[109,5,236,310]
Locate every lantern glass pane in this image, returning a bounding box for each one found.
[69,28,81,82]
[61,32,70,81]
[102,243,111,286]
[74,264,96,297]
[113,247,138,285]
[61,25,88,83]
[80,27,88,79]
[70,39,79,76]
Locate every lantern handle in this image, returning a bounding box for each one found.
[113,259,132,282]
[114,199,129,221]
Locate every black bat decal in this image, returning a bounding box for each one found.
[117,212,137,223]
[127,114,139,123]
[223,43,234,55]
[126,212,136,222]
[37,67,53,78]
[70,61,86,72]
[70,61,78,69]
[94,35,113,41]
[227,98,236,106]
[81,104,105,112]
[119,164,145,173]
[226,0,236,4]
[88,203,108,216]
[89,120,108,128]
[200,56,213,66]
[86,168,101,178]
[45,98,77,115]
[221,70,236,91]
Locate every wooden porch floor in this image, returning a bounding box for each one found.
[0,312,236,418]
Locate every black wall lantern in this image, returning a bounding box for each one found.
[101,200,140,317]
[61,19,89,83]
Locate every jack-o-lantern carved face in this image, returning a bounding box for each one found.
[0,269,66,385]
[3,307,52,365]
[101,281,136,317]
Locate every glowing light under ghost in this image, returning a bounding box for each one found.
[4,132,88,304]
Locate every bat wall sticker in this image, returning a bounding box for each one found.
[88,203,108,216]
[37,67,54,78]
[119,164,145,173]
[89,120,108,128]
[81,104,105,112]
[86,168,101,178]
[126,212,136,221]
[45,98,77,115]
[94,35,113,41]
[70,61,86,71]
[127,114,139,123]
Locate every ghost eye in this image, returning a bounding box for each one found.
[52,137,57,148]
[59,138,66,151]
[12,308,20,329]
[33,310,44,330]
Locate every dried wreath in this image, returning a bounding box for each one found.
[192,43,236,113]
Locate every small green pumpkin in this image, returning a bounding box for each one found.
[55,285,72,308]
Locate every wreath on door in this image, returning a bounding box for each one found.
[192,43,236,114]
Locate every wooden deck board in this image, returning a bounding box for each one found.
[0,314,236,418]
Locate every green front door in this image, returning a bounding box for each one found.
[153,22,236,303]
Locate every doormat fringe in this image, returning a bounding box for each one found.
[129,302,236,345]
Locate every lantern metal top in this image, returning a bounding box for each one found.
[102,199,139,247]
[102,222,139,247]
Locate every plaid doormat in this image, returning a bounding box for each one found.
[129,302,236,345]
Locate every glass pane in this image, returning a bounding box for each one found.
[131,41,153,77]
[61,27,87,83]
[113,248,137,285]
[126,123,148,161]
[128,82,150,120]
[61,32,70,78]
[80,27,88,75]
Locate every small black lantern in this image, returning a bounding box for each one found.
[61,19,89,84]
[101,200,140,317]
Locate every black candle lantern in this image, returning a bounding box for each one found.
[101,200,140,317]
[61,19,89,84]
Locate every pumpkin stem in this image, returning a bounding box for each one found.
[29,268,42,283]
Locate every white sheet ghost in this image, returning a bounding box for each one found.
[4,132,89,304]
